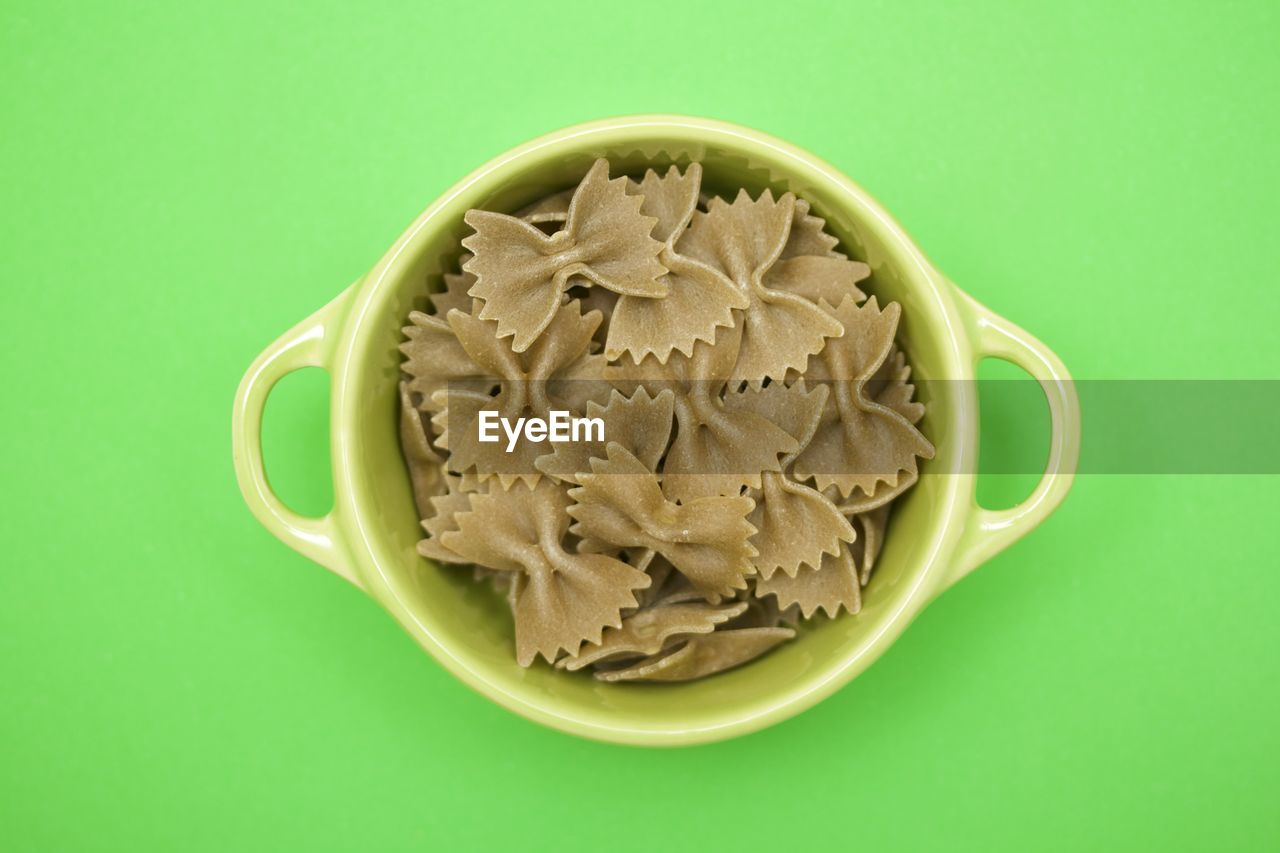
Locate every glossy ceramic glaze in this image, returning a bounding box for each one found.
[232,115,1080,746]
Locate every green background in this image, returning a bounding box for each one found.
[3,1,1277,850]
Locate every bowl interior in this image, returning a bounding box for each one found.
[341,120,965,743]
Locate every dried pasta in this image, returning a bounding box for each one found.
[399,158,933,680]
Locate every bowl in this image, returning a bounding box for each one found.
[232,115,1080,746]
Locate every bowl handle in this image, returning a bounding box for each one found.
[231,285,361,588]
[946,292,1081,588]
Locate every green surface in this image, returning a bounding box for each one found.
[2,0,1277,849]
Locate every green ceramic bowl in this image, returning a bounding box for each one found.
[232,115,1080,746]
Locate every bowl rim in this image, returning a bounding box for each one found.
[330,115,978,745]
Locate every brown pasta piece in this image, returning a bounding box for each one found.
[606,164,748,363]
[436,298,607,486]
[617,552,718,609]
[566,444,758,598]
[596,627,795,683]
[516,188,574,224]
[400,311,491,408]
[792,295,934,498]
[727,593,806,630]
[678,188,794,284]
[398,382,445,519]
[763,199,871,306]
[755,540,862,619]
[779,198,841,259]
[627,550,667,607]
[609,322,800,502]
[866,345,925,425]
[851,503,891,586]
[646,572,709,607]
[724,381,856,580]
[676,189,842,381]
[778,199,839,256]
[429,252,478,317]
[725,594,781,629]
[416,473,477,565]
[573,284,619,332]
[558,599,748,671]
[426,386,484,452]
[464,159,668,352]
[821,349,928,513]
[627,164,700,244]
[832,470,919,515]
[608,251,747,364]
[534,388,675,483]
[440,479,651,665]
[764,255,869,308]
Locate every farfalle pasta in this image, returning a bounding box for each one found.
[398,159,933,682]
[464,159,668,351]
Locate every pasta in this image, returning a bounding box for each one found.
[677,190,844,382]
[608,323,802,503]
[463,159,667,351]
[440,478,651,666]
[724,381,857,581]
[791,296,934,500]
[559,598,748,672]
[567,444,758,599]
[604,164,748,364]
[399,158,933,680]
[596,627,797,683]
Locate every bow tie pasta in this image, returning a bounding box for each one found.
[399,159,933,682]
